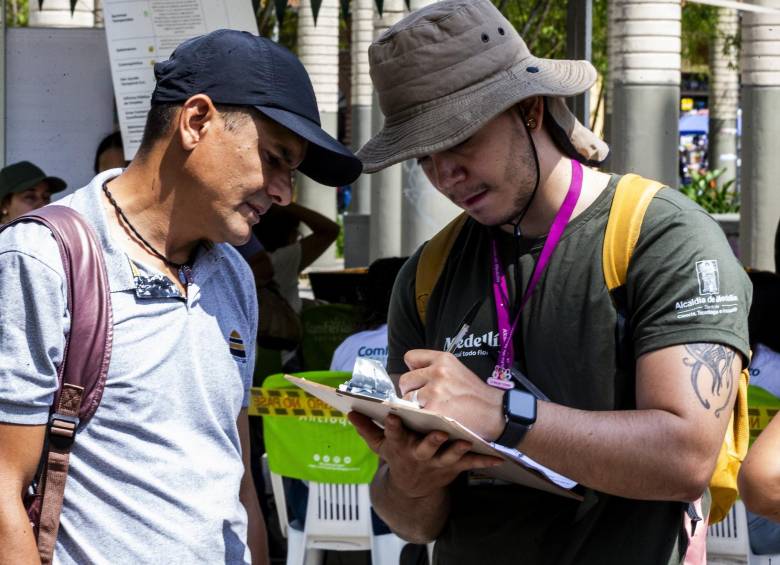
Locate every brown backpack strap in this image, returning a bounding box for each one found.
[2,205,112,564]
[36,383,83,564]
[415,212,469,325]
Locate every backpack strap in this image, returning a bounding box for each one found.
[415,212,469,325]
[1,206,113,565]
[603,174,664,291]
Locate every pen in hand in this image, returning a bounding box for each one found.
[444,299,483,354]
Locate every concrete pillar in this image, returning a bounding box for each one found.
[343,0,374,268]
[739,0,780,270]
[350,0,374,214]
[708,8,739,186]
[29,0,95,27]
[605,0,619,146]
[611,0,680,188]
[297,0,340,268]
[399,0,460,257]
[369,0,405,262]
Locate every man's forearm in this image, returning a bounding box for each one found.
[521,403,721,501]
[240,475,269,565]
[370,463,450,544]
[739,415,780,520]
[0,499,40,565]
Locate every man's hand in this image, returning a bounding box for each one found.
[349,413,502,498]
[398,350,505,441]
[349,412,501,543]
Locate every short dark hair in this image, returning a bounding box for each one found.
[136,102,261,157]
[94,131,124,174]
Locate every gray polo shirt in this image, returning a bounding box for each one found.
[0,170,258,564]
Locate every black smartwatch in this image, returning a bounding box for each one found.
[495,389,537,448]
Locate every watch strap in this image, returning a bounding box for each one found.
[495,418,530,448]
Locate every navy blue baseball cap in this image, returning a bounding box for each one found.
[151,29,362,187]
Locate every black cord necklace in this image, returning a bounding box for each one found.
[102,182,193,285]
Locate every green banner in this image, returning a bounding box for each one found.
[260,371,378,484]
[300,304,361,371]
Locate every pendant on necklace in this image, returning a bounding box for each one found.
[178,265,193,285]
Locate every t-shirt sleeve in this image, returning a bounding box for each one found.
[330,340,348,372]
[242,261,259,409]
[626,189,751,362]
[386,251,426,375]
[0,226,69,424]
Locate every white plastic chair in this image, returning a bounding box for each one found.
[265,455,411,565]
[707,501,780,564]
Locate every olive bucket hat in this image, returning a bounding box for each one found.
[357,0,609,172]
[0,161,66,200]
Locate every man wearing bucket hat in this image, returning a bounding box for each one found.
[0,30,361,564]
[0,161,66,224]
[348,1,751,563]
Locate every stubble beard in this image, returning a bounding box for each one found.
[486,128,538,228]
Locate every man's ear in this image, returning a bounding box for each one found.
[178,94,217,151]
[516,96,544,124]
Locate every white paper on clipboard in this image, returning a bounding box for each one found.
[285,375,581,500]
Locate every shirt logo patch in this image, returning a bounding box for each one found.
[229,330,246,359]
[696,260,720,296]
[445,331,499,358]
[675,259,738,319]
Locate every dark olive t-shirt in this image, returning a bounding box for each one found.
[387,176,751,565]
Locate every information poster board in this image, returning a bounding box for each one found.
[102,0,259,159]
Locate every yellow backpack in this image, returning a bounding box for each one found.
[415,174,749,524]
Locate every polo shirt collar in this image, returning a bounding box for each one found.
[69,170,229,297]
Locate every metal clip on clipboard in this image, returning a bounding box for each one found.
[339,357,420,408]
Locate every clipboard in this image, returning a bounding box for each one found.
[285,375,582,500]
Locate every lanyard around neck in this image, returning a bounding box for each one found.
[490,159,583,370]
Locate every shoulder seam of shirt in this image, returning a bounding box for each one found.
[0,249,65,284]
[651,188,718,218]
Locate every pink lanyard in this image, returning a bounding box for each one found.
[490,159,583,373]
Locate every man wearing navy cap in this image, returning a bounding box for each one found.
[0,30,361,564]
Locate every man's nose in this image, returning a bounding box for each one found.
[429,153,465,191]
[266,171,293,206]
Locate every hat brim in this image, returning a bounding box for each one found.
[43,176,67,193]
[11,174,67,196]
[256,106,363,187]
[357,57,596,173]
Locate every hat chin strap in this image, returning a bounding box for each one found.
[505,117,541,239]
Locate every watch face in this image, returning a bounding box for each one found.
[508,390,536,425]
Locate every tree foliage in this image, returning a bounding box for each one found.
[9,0,720,77]
[493,0,608,79]
[681,2,720,71]
[6,0,29,26]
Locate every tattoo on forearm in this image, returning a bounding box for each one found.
[683,344,736,417]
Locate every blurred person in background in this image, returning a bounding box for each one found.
[0,161,66,224]
[330,257,407,372]
[254,202,339,370]
[254,201,340,314]
[94,131,130,174]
